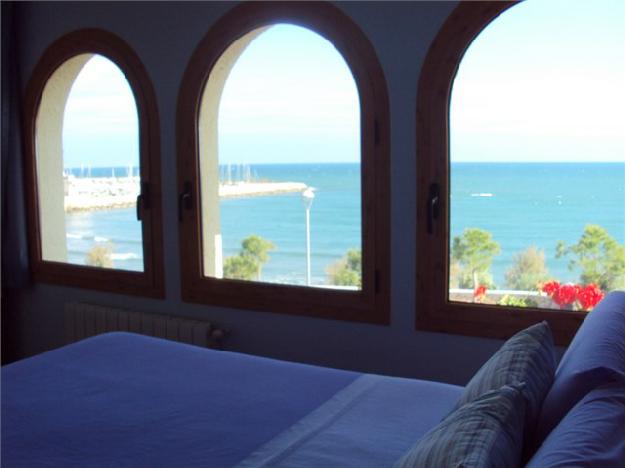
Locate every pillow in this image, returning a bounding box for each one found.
[527,381,625,468]
[535,291,625,444]
[394,384,526,468]
[452,321,555,438]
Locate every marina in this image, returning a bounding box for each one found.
[63,175,308,212]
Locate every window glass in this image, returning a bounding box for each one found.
[448,0,625,311]
[200,25,361,288]
[37,54,142,271]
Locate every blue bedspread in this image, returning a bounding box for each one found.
[2,333,462,467]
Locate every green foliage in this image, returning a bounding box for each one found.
[556,225,625,291]
[223,254,257,280]
[450,266,495,290]
[241,236,274,266]
[451,228,500,289]
[449,260,462,289]
[327,248,361,287]
[498,294,538,308]
[223,235,275,281]
[504,246,549,291]
[85,244,113,268]
[241,235,275,279]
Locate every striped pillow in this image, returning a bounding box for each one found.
[453,321,555,437]
[395,384,526,468]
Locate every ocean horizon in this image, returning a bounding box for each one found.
[64,162,625,288]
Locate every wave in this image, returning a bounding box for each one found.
[110,253,140,261]
[112,237,143,245]
[470,193,494,197]
[67,249,140,260]
[66,232,141,245]
[66,232,106,241]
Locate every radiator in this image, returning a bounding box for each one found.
[64,303,225,349]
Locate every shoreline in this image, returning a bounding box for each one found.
[64,177,308,212]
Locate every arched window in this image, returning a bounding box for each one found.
[416,1,625,343]
[177,3,390,322]
[24,29,164,297]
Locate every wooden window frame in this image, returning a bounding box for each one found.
[415,1,584,345]
[177,2,390,324]
[23,29,165,297]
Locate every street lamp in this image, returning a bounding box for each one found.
[301,187,315,286]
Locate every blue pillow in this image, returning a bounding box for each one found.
[527,381,625,468]
[535,291,625,444]
[395,384,526,468]
[452,321,555,439]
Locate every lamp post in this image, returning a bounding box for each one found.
[301,187,315,286]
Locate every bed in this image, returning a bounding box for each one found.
[2,332,462,467]
[3,292,625,467]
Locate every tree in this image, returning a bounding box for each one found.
[223,254,257,280]
[449,259,462,289]
[241,235,275,280]
[451,228,500,289]
[504,246,549,291]
[85,244,113,268]
[327,248,361,287]
[223,235,275,281]
[556,224,625,291]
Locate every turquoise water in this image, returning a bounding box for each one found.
[450,163,625,286]
[219,164,361,284]
[65,163,625,287]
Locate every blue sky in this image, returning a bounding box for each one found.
[62,0,624,167]
[63,55,139,169]
[451,0,625,162]
[217,24,359,165]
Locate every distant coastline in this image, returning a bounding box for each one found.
[64,175,308,212]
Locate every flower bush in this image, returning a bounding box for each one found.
[540,280,604,311]
[473,285,488,302]
[576,283,604,310]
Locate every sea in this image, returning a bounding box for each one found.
[65,163,625,288]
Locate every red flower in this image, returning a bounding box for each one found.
[577,284,604,311]
[541,280,560,297]
[473,285,487,299]
[552,283,578,308]
[542,280,604,311]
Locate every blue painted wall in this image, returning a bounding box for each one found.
[5,1,552,385]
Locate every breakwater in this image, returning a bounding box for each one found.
[64,176,308,212]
